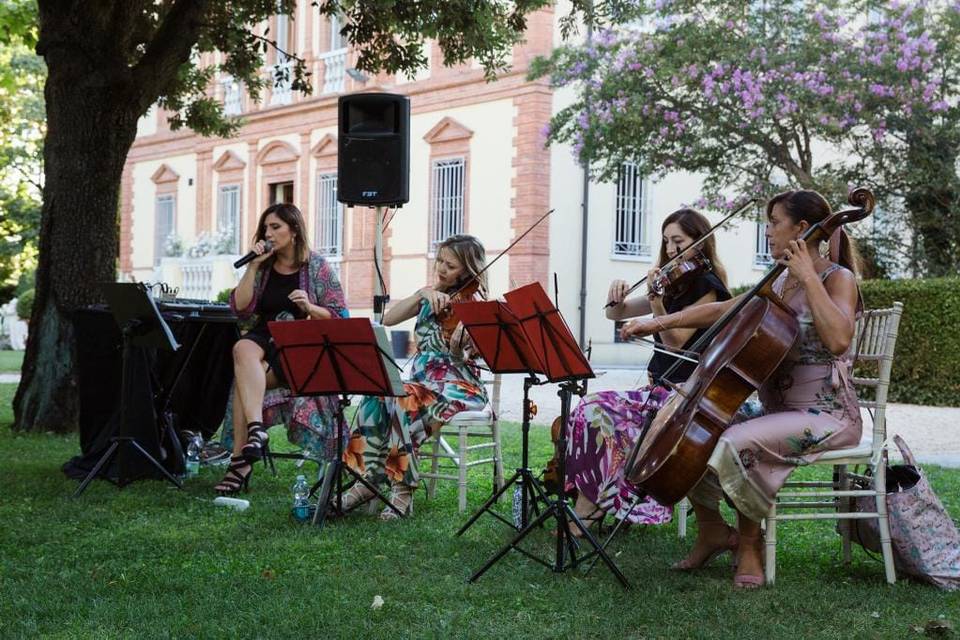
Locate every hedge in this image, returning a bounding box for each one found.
[726,277,957,406]
[859,277,960,407]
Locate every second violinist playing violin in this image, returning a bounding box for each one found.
[563,209,732,534]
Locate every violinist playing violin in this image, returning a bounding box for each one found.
[564,209,731,534]
[621,190,864,589]
[341,235,489,519]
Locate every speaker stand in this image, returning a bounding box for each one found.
[373,205,389,325]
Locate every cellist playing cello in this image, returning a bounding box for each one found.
[622,190,864,589]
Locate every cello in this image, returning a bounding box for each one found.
[625,188,875,505]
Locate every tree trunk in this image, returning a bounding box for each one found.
[13,27,140,432]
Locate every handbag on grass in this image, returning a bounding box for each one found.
[850,435,960,591]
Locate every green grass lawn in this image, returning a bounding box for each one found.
[1,382,957,639]
[0,350,23,373]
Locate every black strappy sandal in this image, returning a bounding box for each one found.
[214,455,253,495]
[241,421,270,461]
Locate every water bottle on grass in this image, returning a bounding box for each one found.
[185,435,202,478]
[292,475,310,522]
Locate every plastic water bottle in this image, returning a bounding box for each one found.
[512,481,525,528]
[185,435,202,478]
[291,474,310,522]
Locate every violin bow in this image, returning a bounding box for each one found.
[441,208,555,355]
[626,336,700,364]
[604,197,756,309]
[448,208,554,299]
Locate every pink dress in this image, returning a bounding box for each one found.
[689,265,863,521]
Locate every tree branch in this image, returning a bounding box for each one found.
[131,0,212,112]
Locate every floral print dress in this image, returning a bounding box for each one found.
[565,385,674,524]
[345,298,488,487]
[689,265,863,522]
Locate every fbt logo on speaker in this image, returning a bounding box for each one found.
[362,191,379,198]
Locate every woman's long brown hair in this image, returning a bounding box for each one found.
[657,208,729,286]
[252,202,311,267]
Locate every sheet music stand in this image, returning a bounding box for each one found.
[73,283,183,497]
[268,318,406,529]
[451,299,550,535]
[466,283,629,588]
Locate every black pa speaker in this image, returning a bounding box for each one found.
[337,93,410,207]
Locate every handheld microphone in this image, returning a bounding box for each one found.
[233,240,273,269]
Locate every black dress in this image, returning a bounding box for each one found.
[645,271,731,385]
[239,267,305,385]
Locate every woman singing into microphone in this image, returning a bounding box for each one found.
[216,203,347,495]
[563,209,731,534]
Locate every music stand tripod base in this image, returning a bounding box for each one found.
[455,284,630,588]
[456,375,551,535]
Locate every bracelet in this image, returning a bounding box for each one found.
[653,316,668,333]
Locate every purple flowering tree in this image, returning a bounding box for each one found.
[531,0,960,276]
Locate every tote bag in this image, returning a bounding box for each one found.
[851,435,960,591]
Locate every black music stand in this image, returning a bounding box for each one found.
[268,318,407,529]
[452,299,550,535]
[73,283,183,497]
[466,283,629,588]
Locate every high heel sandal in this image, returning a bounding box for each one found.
[671,523,740,571]
[241,421,270,461]
[214,455,253,495]
[380,481,414,521]
[732,534,765,589]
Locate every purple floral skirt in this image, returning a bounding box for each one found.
[564,386,673,525]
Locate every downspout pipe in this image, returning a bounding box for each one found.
[577,7,594,349]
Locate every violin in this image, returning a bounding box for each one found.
[624,188,875,505]
[437,278,481,344]
[541,415,568,496]
[649,249,712,297]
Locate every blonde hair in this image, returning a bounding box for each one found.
[436,234,488,298]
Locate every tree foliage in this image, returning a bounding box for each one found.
[0,0,42,303]
[532,0,960,276]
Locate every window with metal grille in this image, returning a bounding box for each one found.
[222,76,243,116]
[276,11,290,63]
[613,162,649,257]
[430,158,465,253]
[315,173,343,273]
[155,194,176,265]
[755,220,773,266]
[217,185,241,254]
[329,12,345,51]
